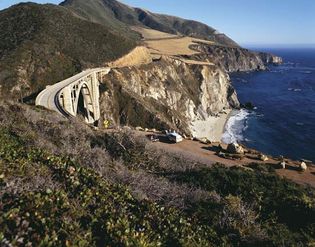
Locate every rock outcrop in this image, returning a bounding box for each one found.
[300,162,307,171]
[99,56,239,135]
[188,44,282,72]
[227,143,245,155]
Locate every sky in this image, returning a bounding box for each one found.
[1,0,314,46]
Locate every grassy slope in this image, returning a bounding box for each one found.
[61,0,239,47]
[0,3,136,101]
[0,102,314,246]
[60,0,140,40]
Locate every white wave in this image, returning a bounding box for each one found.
[235,78,248,83]
[221,109,250,144]
[283,62,295,65]
[269,70,282,73]
[288,88,302,92]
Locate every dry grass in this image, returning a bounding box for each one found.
[131,26,179,40]
[109,46,153,68]
[132,26,214,57]
[145,37,202,56]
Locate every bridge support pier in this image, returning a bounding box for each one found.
[56,69,110,125]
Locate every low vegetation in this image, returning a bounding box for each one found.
[0,102,314,246]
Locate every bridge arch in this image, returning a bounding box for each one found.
[73,81,95,124]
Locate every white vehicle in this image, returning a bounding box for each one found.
[167,132,183,143]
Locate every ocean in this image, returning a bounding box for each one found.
[222,48,315,162]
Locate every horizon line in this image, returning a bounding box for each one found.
[241,43,315,47]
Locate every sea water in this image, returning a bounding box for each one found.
[222,48,315,162]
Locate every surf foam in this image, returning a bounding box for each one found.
[221,109,250,144]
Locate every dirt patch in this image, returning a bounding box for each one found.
[137,131,315,188]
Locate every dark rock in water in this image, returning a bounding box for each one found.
[241,102,255,110]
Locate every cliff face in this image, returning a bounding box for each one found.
[98,40,283,137]
[99,56,239,135]
[189,44,282,72]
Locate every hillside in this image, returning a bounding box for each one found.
[60,0,239,47]
[0,102,315,246]
[0,3,136,101]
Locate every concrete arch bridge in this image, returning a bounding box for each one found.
[36,68,111,125]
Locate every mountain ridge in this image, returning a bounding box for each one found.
[60,0,240,47]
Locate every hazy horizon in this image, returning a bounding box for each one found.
[242,43,315,49]
[0,0,314,46]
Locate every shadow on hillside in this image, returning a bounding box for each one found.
[145,134,174,144]
[20,90,42,105]
[285,165,301,172]
[201,146,221,153]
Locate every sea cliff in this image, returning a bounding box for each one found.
[100,55,239,139]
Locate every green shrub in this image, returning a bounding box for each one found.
[167,164,315,245]
[0,129,219,246]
